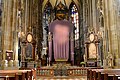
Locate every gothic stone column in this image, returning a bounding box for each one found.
[1,0,14,69]
[36,0,43,59]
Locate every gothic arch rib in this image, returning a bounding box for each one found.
[42,1,53,13]
[42,0,80,12]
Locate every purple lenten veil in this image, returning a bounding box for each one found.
[48,20,74,63]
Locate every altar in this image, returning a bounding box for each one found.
[85,28,101,67]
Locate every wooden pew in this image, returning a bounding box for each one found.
[88,69,120,80]
[19,68,36,80]
[95,69,120,80]
[0,74,15,80]
[0,70,32,80]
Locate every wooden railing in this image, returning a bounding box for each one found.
[37,68,54,77]
[37,67,87,77]
[68,68,87,76]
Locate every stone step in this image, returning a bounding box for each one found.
[37,76,87,80]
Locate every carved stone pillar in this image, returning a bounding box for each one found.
[103,0,119,68]
[0,0,21,69]
[32,0,38,39]
[1,0,14,69]
[92,0,97,33]
[12,0,19,67]
[116,0,120,68]
[36,0,43,59]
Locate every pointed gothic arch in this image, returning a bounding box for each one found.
[69,2,82,65]
[42,2,53,57]
[69,2,80,48]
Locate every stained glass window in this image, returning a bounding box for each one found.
[70,4,79,48]
[70,4,79,40]
[42,3,52,48]
[43,3,52,28]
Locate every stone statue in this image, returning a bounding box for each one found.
[48,32,52,42]
[107,53,113,68]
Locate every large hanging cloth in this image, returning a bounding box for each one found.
[48,20,74,61]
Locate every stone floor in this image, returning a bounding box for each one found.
[37,76,87,80]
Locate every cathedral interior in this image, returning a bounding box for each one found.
[0,0,120,80]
